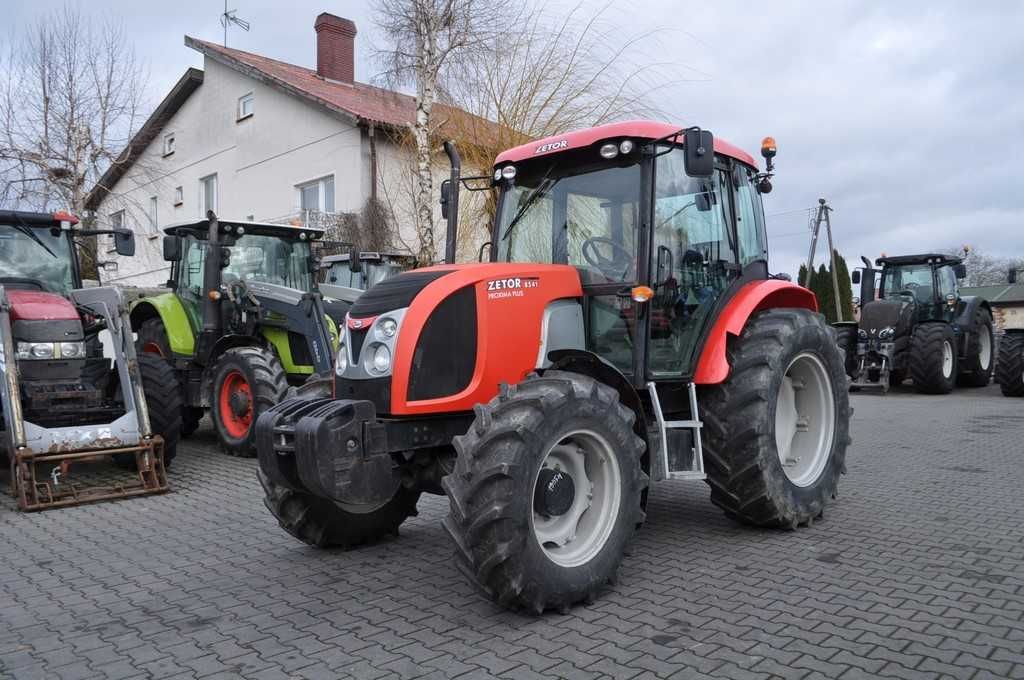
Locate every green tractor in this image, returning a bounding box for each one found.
[131,213,338,456]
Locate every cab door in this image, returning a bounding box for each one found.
[177,235,208,334]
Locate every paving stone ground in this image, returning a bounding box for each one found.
[2,384,1023,679]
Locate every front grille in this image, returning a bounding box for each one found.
[408,285,477,401]
[20,380,122,428]
[350,327,369,361]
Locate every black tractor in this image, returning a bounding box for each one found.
[835,253,993,393]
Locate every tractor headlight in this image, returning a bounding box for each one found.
[377,317,398,338]
[365,343,391,374]
[857,329,868,340]
[335,340,348,375]
[17,342,56,360]
[878,326,895,341]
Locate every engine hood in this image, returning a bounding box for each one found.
[860,297,915,338]
[6,289,79,322]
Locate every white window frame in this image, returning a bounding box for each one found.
[108,210,125,253]
[163,132,176,156]
[148,196,158,235]
[174,186,183,206]
[199,174,218,218]
[295,174,335,214]
[237,92,254,121]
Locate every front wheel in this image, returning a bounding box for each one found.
[910,322,957,394]
[442,371,647,613]
[701,309,850,528]
[996,331,1024,397]
[211,347,288,457]
[958,308,994,387]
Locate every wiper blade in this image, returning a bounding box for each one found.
[9,219,57,258]
[501,164,557,241]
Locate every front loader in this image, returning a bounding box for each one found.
[0,210,181,510]
[256,121,851,613]
[131,213,338,456]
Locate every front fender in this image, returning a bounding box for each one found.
[130,293,195,356]
[694,280,818,384]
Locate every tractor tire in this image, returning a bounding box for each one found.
[115,354,183,469]
[958,308,995,387]
[442,371,647,614]
[137,318,202,437]
[832,325,858,379]
[211,347,288,457]
[701,309,850,529]
[909,322,958,394]
[258,469,420,548]
[996,331,1024,397]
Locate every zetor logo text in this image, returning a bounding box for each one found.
[535,140,568,154]
[487,277,539,300]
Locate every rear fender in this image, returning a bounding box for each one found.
[694,280,818,384]
[130,294,195,356]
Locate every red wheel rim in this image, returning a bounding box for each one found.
[218,370,253,439]
[142,342,165,357]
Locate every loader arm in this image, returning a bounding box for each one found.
[243,281,335,374]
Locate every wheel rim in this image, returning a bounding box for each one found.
[942,340,954,378]
[978,328,992,371]
[218,370,252,439]
[530,429,622,568]
[775,352,836,487]
[142,342,165,357]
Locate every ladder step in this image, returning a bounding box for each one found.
[664,420,702,429]
[667,471,706,481]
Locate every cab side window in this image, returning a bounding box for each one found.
[180,238,207,297]
[733,166,767,267]
[938,265,957,299]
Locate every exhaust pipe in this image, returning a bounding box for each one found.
[442,141,460,265]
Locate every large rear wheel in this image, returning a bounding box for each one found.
[442,371,647,613]
[211,347,288,457]
[701,309,850,528]
[996,331,1024,397]
[258,469,420,548]
[909,322,957,394]
[958,308,994,387]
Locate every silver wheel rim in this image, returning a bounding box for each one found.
[979,328,992,371]
[775,352,836,487]
[531,429,622,568]
[942,340,954,378]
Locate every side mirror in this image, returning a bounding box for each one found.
[348,247,362,273]
[163,235,182,261]
[953,264,967,280]
[683,128,714,178]
[439,180,451,220]
[1009,268,1017,284]
[851,270,861,285]
[695,190,713,212]
[655,245,673,285]
[114,230,135,257]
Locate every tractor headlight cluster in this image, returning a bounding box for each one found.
[335,339,348,375]
[377,317,398,338]
[878,327,895,341]
[857,329,868,340]
[366,344,392,374]
[16,341,85,360]
[336,308,407,379]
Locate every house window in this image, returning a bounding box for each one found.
[163,133,176,156]
[297,175,335,214]
[200,174,218,217]
[109,210,125,253]
[174,186,183,206]
[238,92,254,120]
[148,196,158,233]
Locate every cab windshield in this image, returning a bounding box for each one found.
[881,264,933,302]
[179,233,313,298]
[0,225,76,294]
[326,261,405,290]
[495,156,640,285]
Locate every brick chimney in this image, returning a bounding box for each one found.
[314,13,357,84]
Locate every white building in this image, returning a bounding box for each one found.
[86,13,481,287]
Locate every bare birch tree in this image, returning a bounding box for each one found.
[0,7,146,220]
[373,0,505,265]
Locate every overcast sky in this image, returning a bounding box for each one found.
[7,1,1023,278]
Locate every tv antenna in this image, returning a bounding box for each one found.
[221,0,251,47]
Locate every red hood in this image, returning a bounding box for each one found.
[6,290,79,322]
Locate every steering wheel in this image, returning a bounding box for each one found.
[581,237,634,281]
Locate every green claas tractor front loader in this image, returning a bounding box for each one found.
[131,213,338,457]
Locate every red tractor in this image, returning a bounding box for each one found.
[256,121,851,612]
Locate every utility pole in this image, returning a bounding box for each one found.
[803,198,844,322]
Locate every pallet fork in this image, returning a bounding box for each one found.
[1,286,168,511]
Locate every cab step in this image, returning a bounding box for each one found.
[646,382,706,481]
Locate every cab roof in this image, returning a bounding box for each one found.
[321,251,413,264]
[164,217,324,239]
[0,209,79,227]
[876,253,963,267]
[494,120,759,169]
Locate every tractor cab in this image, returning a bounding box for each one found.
[872,253,966,323]
[490,121,771,382]
[318,251,415,324]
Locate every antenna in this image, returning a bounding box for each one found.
[221,0,251,47]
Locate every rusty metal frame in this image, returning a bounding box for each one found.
[1,285,169,511]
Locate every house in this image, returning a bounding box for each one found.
[961,282,1024,332]
[85,13,481,287]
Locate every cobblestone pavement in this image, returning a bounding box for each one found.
[2,384,1022,679]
